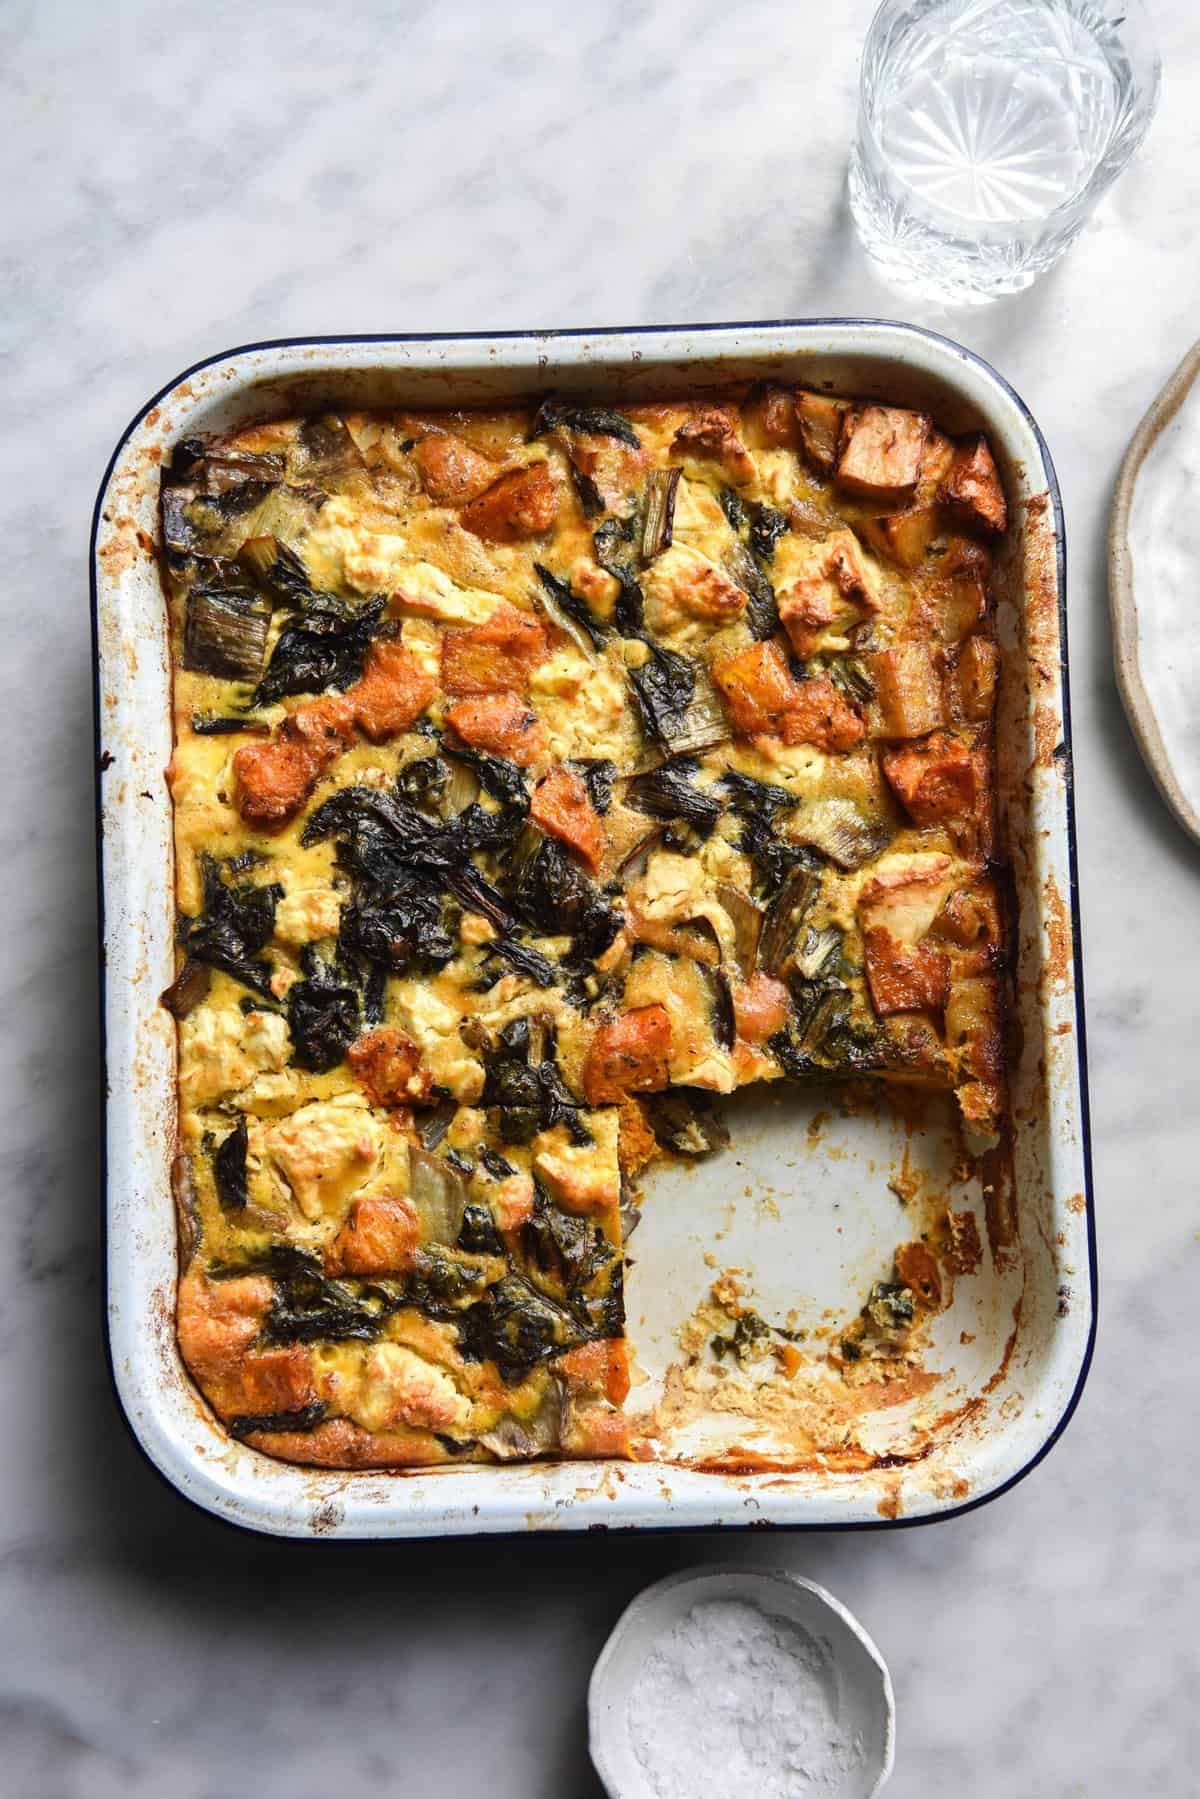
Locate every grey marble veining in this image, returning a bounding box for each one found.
[3,1,1199,1793]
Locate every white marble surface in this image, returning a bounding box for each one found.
[3,1,1199,1793]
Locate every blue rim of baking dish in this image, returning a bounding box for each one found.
[91,319,1095,1540]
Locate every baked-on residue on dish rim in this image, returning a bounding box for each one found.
[94,322,1095,1538]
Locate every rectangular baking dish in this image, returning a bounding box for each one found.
[94,321,1094,1537]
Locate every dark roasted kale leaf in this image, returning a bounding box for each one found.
[253,595,386,705]
[458,1203,505,1256]
[626,759,721,837]
[259,1258,400,1345]
[577,758,616,815]
[479,1146,515,1179]
[402,1246,495,1317]
[213,1118,248,1213]
[285,947,361,1073]
[178,854,282,999]
[337,884,455,975]
[228,1403,327,1440]
[485,938,559,988]
[512,836,621,963]
[725,541,779,640]
[749,503,789,561]
[481,1017,592,1146]
[719,772,819,899]
[394,751,453,812]
[531,399,641,448]
[627,644,696,745]
[713,969,736,1049]
[441,745,531,812]
[569,462,606,518]
[522,1185,613,1296]
[457,1273,589,1383]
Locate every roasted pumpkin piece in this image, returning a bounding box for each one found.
[413,430,498,504]
[232,1345,317,1417]
[460,462,560,542]
[775,527,882,657]
[583,1004,672,1104]
[732,972,791,1044]
[929,883,1002,978]
[233,700,351,829]
[177,1269,272,1397]
[863,926,950,1016]
[444,690,546,764]
[860,506,940,570]
[780,675,867,752]
[346,640,437,741]
[553,1337,631,1406]
[325,1195,422,1276]
[568,432,650,514]
[743,382,799,449]
[836,404,930,502]
[530,766,603,871]
[882,730,978,825]
[441,601,548,695]
[713,640,803,737]
[616,1095,659,1175]
[347,1026,433,1108]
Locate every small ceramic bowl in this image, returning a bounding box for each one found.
[588,1565,895,1799]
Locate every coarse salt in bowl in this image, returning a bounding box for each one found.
[588,1566,895,1799]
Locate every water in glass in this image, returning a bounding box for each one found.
[848,0,1160,305]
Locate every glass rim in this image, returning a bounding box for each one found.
[854,0,1163,225]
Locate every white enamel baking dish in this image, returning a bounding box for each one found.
[94,322,1094,1538]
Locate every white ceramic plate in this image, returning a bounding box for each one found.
[1110,338,1200,845]
[588,1565,895,1799]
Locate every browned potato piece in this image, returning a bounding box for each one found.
[672,405,755,482]
[868,644,946,739]
[926,536,991,643]
[743,382,799,449]
[836,404,930,502]
[860,507,940,569]
[954,635,1000,721]
[794,389,847,471]
[939,433,1007,533]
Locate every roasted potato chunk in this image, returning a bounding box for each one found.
[939,433,1007,533]
[836,404,930,502]
[794,389,848,471]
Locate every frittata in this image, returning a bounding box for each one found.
[159,385,1008,1467]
